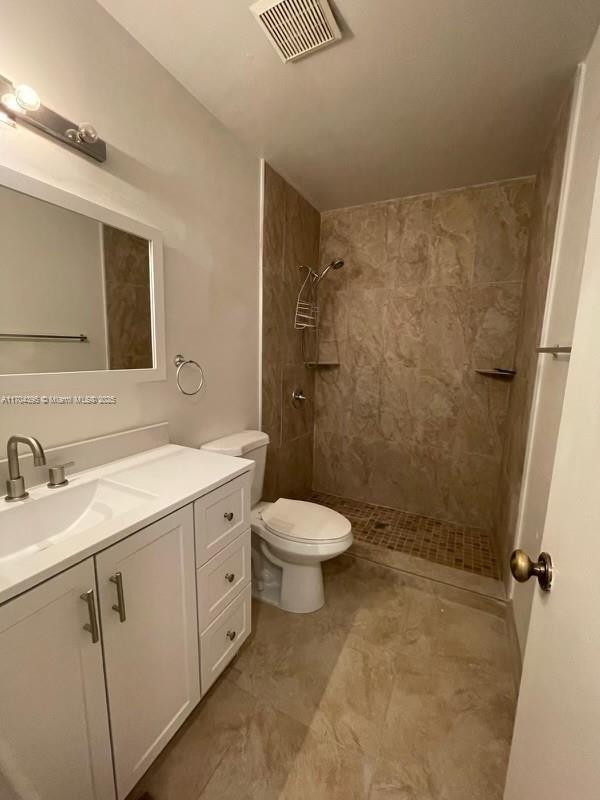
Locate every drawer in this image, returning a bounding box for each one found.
[197,530,251,630]
[200,583,251,695]
[194,473,251,565]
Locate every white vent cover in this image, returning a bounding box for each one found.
[250,0,342,63]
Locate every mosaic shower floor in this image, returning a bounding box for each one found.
[307,491,501,581]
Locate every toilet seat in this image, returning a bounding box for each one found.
[261,498,351,544]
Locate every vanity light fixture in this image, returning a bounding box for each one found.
[0,73,106,162]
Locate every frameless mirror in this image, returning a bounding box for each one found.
[0,183,156,375]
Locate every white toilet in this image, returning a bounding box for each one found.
[201,430,353,613]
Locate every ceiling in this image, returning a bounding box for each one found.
[97,0,600,210]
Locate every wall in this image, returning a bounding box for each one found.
[314,178,534,529]
[0,185,108,374]
[495,98,572,574]
[0,0,259,451]
[261,164,320,500]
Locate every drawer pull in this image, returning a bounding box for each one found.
[225,572,236,583]
[226,630,237,642]
[224,512,234,522]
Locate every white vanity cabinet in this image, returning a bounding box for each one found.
[0,462,253,800]
[96,505,199,799]
[0,559,114,800]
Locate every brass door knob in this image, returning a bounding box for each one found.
[510,549,553,592]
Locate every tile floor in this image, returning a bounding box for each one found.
[127,555,515,800]
[308,492,501,580]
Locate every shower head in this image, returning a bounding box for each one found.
[315,258,345,284]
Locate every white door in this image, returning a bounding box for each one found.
[508,67,584,651]
[504,116,600,797]
[96,506,200,799]
[0,560,114,800]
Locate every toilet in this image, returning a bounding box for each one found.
[201,430,353,613]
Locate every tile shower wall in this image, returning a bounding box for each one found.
[103,226,153,370]
[314,179,534,529]
[495,96,571,567]
[261,164,320,500]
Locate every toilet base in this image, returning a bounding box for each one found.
[251,538,325,614]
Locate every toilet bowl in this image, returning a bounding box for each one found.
[201,431,352,613]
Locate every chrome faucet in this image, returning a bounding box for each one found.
[5,435,47,502]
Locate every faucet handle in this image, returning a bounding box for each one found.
[47,461,75,488]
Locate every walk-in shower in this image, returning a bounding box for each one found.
[295,258,345,365]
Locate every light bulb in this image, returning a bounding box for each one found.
[1,93,21,114]
[14,84,40,111]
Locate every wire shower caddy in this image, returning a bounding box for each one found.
[294,265,319,330]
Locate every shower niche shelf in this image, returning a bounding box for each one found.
[305,361,340,369]
[475,368,516,381]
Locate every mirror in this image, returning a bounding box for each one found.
[0,183,155,375]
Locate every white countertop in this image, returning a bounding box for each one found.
[0,444,253,605]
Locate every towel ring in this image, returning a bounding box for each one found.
[174,354,204,396]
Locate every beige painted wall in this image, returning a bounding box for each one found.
[0,186,108,374]
[0,0,260,450]
[313,179,534,530]
[261,164,320,500]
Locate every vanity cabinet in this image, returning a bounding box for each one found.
[96,505,199,799]
[0,559,114,800]
[0,469,253,800]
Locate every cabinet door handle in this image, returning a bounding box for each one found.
[226,630,237,642]
[110,572,127,623]
[224,512,234,522]
[225,572,235,583]
[81,589,100,643]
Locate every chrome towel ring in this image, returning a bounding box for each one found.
[174,354,204,396]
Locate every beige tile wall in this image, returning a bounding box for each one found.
[314,179,535,529]
[103,225,153,370]
[261,164,320,499]
[494,94,571,568]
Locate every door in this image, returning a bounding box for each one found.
[0,560,114,800]
[507,66,585,651]
[504,102,600,797]
[96,506,200,799]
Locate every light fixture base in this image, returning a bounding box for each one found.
[0,74,106,162]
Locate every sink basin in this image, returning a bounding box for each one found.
[0,479,156,564]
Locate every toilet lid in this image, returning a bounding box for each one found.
[261,499,351,543]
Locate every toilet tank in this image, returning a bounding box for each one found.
[200,430,270,507]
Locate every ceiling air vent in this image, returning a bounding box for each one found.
[250,0,342,63]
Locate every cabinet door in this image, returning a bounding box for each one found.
[96,506,200,799]
[0,560,114,800]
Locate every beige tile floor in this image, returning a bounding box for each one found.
[127,555,516,800]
